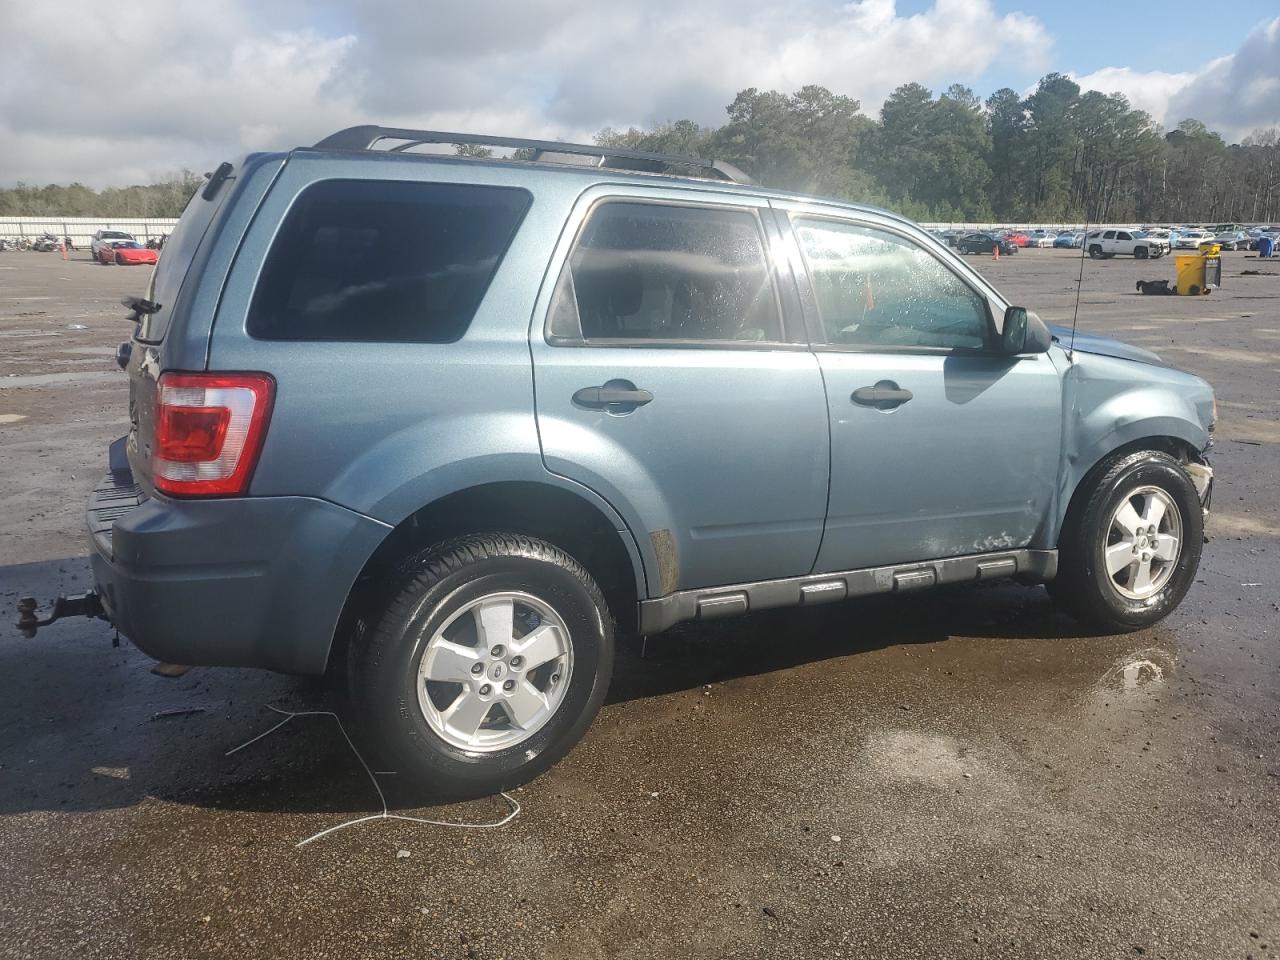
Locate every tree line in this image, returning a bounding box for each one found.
[597,75,1280,224]
[2,73,1277,224]
[0,171,203,219]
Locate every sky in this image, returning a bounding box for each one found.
[1,0,1278,188]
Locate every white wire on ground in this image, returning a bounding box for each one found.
[225,705,521,848]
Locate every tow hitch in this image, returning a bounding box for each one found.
[15,592,106,639]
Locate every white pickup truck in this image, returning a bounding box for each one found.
[1085,229,1169,260]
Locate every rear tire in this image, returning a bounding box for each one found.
[348,533,614,800]
[1089,245,1104,259]
[1048,450,1203,631]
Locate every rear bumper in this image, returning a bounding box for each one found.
[87,470,390,674]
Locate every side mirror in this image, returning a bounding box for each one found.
[999,306,1051,355]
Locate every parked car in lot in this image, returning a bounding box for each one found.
[1025,230,1056,248]
[1085,229,1169,259]
[957,232,1017,255]
[1175,229,1213,250]
[96,240,158,266]
[1053,231,1083,249]
[1247,229,1279,251]
[1003,230,1030,247]
[1213,231,1249,251]
[89,229,137,259]
[55,127,1216,798]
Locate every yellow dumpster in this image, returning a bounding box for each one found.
[1175,253,1221,296]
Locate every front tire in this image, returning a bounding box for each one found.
[349,534,614,799]
[1049,450,1203,631]
[1135,246,1148,260]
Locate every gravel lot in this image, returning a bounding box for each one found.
[1,248,1277,960]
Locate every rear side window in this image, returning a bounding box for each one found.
[248,180,531,342]
[548,201,783,344]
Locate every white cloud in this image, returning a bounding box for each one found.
[0,0,1048,187]
[3,2,1276,189]
[1070,66,1198,125]
[1167,18,1280,140]
[1072,16,1280,140]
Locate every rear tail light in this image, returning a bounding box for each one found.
[153,372,274,497]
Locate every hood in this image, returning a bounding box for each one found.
[1048,325,1163,366]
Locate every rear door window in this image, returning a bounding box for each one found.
[248,179,531,342]
[547,201,784,345]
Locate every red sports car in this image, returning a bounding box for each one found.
[97,240,158,266]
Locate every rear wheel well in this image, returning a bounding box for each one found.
[331,483,642,672]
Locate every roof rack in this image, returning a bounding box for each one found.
[311,126,754,185]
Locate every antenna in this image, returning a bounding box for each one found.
[1068,218,1089,358]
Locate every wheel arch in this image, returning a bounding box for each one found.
[328,479,648,674]
[1054,432,1207,547]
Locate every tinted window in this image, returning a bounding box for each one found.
[548,201,782,344]
[249,180,531,342]
[795,219,990,350]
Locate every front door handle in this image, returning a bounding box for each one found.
[851,382,913,409]
[573,382,654,410]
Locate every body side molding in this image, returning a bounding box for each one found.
[638,549,1058,634]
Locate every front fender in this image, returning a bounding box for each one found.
[1056,354,1212,538]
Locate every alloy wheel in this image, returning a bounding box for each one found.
[1103,486,1183,601]
[416,591,574,752]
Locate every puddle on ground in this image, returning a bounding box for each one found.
[0,414,27,424]
[1093,648,1174,706]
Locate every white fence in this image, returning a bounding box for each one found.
[918,222,1133,232]
[1,215,1192,248]
[0,216,179,247]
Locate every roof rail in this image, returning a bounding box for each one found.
[311,126,754,185]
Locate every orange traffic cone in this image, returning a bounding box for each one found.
[60,238,68,260]
[992,244,1000,261]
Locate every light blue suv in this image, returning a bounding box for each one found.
[68,128,1215,796]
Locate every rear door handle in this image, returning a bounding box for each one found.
[851,382,913,409]
[572,382,654,409]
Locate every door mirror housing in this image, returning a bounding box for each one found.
[998,306,1051,355]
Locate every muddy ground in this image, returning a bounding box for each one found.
[0,248,1277,959]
